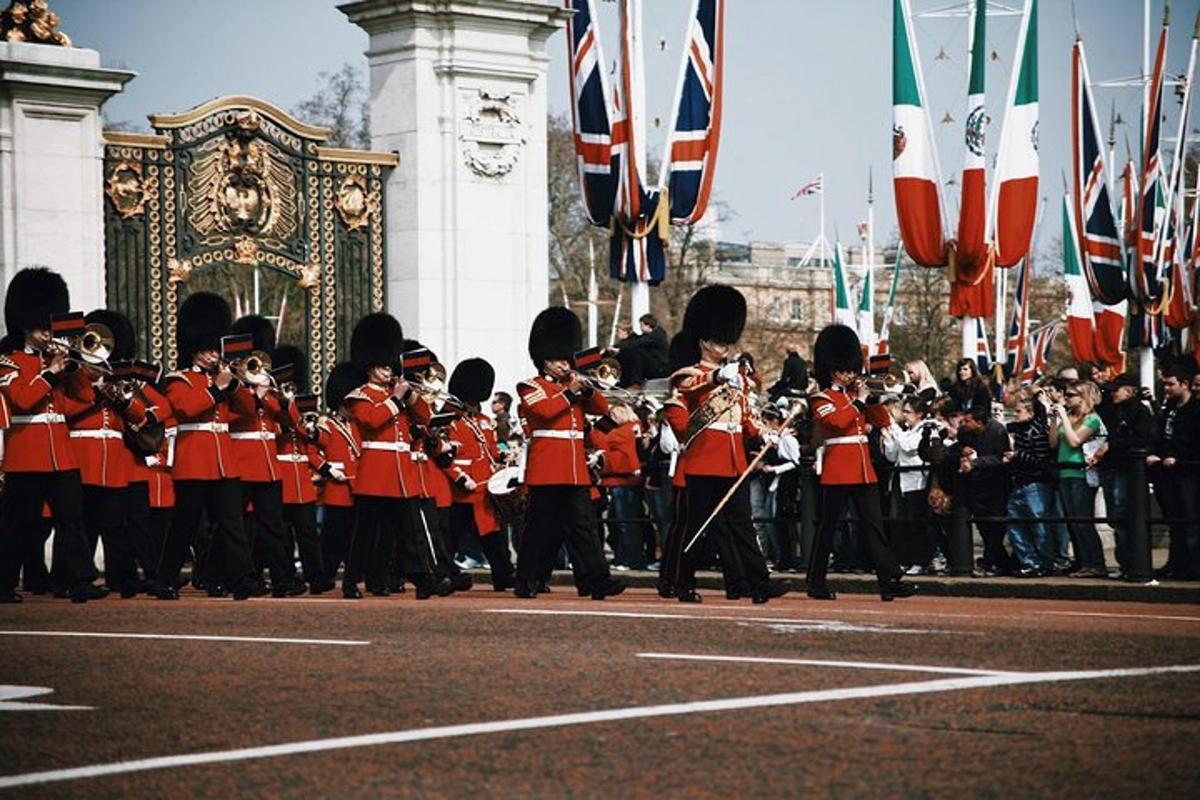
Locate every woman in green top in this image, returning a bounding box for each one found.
[1048,381,1107,577]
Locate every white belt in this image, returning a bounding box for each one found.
[531,430,584,440]
[453,459,473,466]
[824,435,868,446]
[705,421,742,434]
[230,431,276,441]
[276,453,308,463]
[361,441,412,453]
[12,413,65,425]
[69,429,123,440]
[177,423,229,433]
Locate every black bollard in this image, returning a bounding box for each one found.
[1125,449,1153,582]
[948,470,973,576]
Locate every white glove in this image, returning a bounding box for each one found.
[328,466,348,483]
[658,424,680,455]
[716,362,743,389]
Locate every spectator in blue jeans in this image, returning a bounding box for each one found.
[1002,390,1054,575]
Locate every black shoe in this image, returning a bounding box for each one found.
[387,579,405,594]
[53,587,71,599]
[190,574,206,592]
[590,578,626,601]
[70,584,109,604]
[491,578,515,592]
[656,581,676,599]
[514,582,537,599]
[0,589,22,603]
[414,580,435,600]
[536,581,551,594]
[880,578,918,602]
[806,586,837,600]
[308,577,336,595]
[752,579,792,605]
[155,583,180,600]
[206,582,227,598]
[118,585,139,599]
[342,583,364,600]
[272,581,308,598]
[677,588,702,603]
[434,577,455,597]
[450,574,473,592]
[367,584,391,597]
[725,581,752,600]
[230,579,267,601]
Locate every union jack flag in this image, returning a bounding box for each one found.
[974,316,992,374]
[792,174,823,199]
[1134,19,1168,304]
[1003,255,1031,379]
[1019,321,1060,385]
[1071,40,1125,305]
[565,0,620,226]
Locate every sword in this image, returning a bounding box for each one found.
[682,403,804,554]
[416,505,439,567]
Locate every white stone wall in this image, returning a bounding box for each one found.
[0,42,132,321]
[343,0,567,395]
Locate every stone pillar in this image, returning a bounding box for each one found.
[0,42,134,314]
[341,0,568,393]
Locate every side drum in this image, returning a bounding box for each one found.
[486,466,527,526]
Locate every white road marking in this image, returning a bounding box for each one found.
[483,608,960,634]
[636,653,1014,676]
[0,686,91,712]
[1038,610,1200,623]
[0,630,369,647]
[0,663,1196,789]
[754,621,962,636]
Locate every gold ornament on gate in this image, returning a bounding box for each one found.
[333,175,376,231]
[1,1,72,47]
[105,161,147,219]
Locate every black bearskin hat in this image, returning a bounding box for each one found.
[85,309,136,361]
[231,314,277,355]
[813,324,862,388]
[528,306,581,368]
[668,331,701,372]
[324,361,362,412]
[272,344,308,393]
[351,313,403,371]
[177,292,232,359]
[5,266,69,337]
[681,285,746,345]
[449,358,495,404]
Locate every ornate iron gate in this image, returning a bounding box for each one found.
[102,95,395,391]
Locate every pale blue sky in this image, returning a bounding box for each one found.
[61,0,1197,251]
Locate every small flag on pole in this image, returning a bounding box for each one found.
[792,174,823,199]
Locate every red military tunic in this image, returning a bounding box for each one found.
[516,375,609,487]
[672,362,758,479]
[128,383,175,508]
[661,396,690,490]
[445,412,502,536]
[810,384,892,485]
[588,420,642,488]
[345,382,431,499]
[164,367,255,481]
[316,414,359,508]
[0,349,93,473]
[65,388,148,489]
[419,434,454,509]
[276,426,321,505]
[230,392,298,484]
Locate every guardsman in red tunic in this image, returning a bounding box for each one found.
[670,286,788,604]
[807,324,912,602]
[590,402,647,571]
[155,292,263,601]
[228,315,305,597]
[0,268,108,603]
[65,310,150,598]
[315,362,361,592]
[445,357,514,590]
[126,372,174,584]
[343,313,441,599]
[513,307,624,600]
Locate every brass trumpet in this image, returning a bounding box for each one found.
[862,374,902,395]
[230,351,273,385]
[47,322,115,375]
[410,362,466,413]
[575,357,638,401]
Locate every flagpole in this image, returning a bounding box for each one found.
[1138,0,1154,391]
[820,172,827,266]
[588,239,599,348]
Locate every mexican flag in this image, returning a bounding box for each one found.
[832,241,857,328]
[892,0,945,267]
[990,0,1039,268]
[857,255,876,355]
[1063,193,1098,363]
[955,0,988,274]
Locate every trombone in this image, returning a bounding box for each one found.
[574,357,639,402]
[409,362,466,413]
[47,322,115,375]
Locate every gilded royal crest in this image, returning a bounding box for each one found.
[105,161,147,219]
[892,124,907,160]
[186,110,299,247]
[333,175,377,231]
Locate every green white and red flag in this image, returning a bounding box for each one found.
[832,241,857,328]
[955,0,988,275]
[1062,192,1098,364]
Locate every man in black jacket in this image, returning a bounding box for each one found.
[1148,364,1200,580]
[1095,373,1154,575]
[611,314,669,380]
[958,404,1014,574]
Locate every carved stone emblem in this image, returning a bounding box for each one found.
[333,175,376,231]
[186,110,298,246]
[460,89,526,178]
[105,161,146,219]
